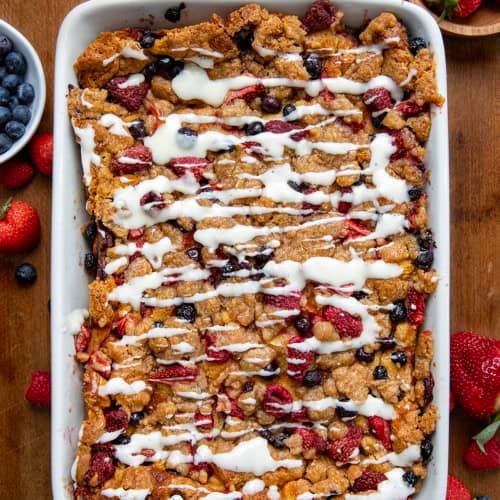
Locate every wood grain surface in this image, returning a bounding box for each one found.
[0,1,499,498]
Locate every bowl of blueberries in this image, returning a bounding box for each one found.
[0,19,46,163]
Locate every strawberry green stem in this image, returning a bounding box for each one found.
[473,413,500,454]
[0,197,13,220]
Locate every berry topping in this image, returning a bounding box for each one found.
[408,186,423,201]
[373,365,388,380]
[261,95,282,114]
[15,262,37,284]
[302,369,322,387]
[352,470,386,492]
[302,0,337,33]
[226,84,265,104]
[323,305,363,338]
[326,424,363,462]
[164,2,186,23]
[84,221,97,242]
[263,384,293,418]
[176,127,198,149]
[390,351,407,366]
[390,299,407,323]
[228,397,245,420]
[129,119,147,139]
[175,303,196,322]
[415,249,434,270]
[368,416,392,450]
[104,408,129,432]
[233,27,255,51]
[88,351,112,378]
[148,365,199,384]
[294,427,327,453]
[205,333,231,363]
[363,87,393,111]
[84,252,96,270]
[355,347,375,363]
[294,316,312,336]
[139,31,156,49]
[25,370,51,408]
[287,336,314,381]
[169,156,209,181]
[0,198,41,253]
[421,437,434,463]
[406,288,425,325]
[259,429,290,449]
[106,76,149,111]
[264,291,302,310]
[394,99,425,117]
[185,246,201,261]
[85,444,115,486]
[409,37,427,55]
[111,144,153,175]
[129,411,145,426]
[0,159,34,189]
[246,121,265,136]
[402,470,419,487]
[195,411,214,430]
[304,53,323,80]
[283,103,297,117]
[265,119,306,141]
[74,324,91,353]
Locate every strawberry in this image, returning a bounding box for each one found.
[30,133,53,176]
[344,219,371,239]
[450,391,455,412]
[301,0,337,33]
[326,424,363,462]
[294,427,327,453]
[140,191,165,214]
[85,444,115,486]
[148,365,199,384]
[25,370,51,408]
[406,288,425,325]
[464,430,500,471]
[287,336,314,381]
[111,144,153,175]
[264,120,307,141]
[450,331,500,418]
[225,84,265,104]
[368,416,393,451]
[228,397,245,420]
[169,157,209,181]
[323,306,363,338]
[446,474,471,500]
[394,99,425,117]
[262,384,293,418]
[362,87,393,111]
[352,470,386,492]
[195,411,214,430]
[104,408,129,432]
[88,351,112,378]
[264,291,302,310]
[427,0,482,20]
[75,323,91,353]
[106,76,149,111]
[390,129,407,161]
[0,159,35,189]
[0,198,41,253]
[289,407,309,422]
[205,333,231,363]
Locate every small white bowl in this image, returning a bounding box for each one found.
[0,19,46,164]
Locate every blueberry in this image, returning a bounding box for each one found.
[0,132,13,153]
[417,229,434,250]
[0,67,6,83]
[475,497,492,500]
[84,221,97,242]
[409,37,427,56]
[129,119,146,139]
[129,411,145,426]
[84,252,96,270]
[336,406,358,420]
[8,96,19,109]
[390,351,408,366]
[254,251,272,269]
[415,249,434,270]
[15,263,37,284]
[355,347,375,363]
[0,87,9,106]
[0,106,12,127]
[113,434,131,445]
[221,259,236,275]
[157,56,174,74]
[11,104,31,125]
[408,186,423,201]
[420,437,433,462]
[5,120,25,140]
[379,338,397,351]
[371,112,387,129]
[142,61,158,81]
[233,27,255,51]
[287,180,308,193]
[245,121,264,136]
[217,144,235,154]
[353,291,368,300]
[5,51,26,75]
[373,365,388,380]
[176,127,198,149]
[390,300,407,323]
[302,370,322,387]
[259,429,288,449]
[140,31,156,49]
[15,82,35,104]
[175,303,196,322]
[402,471,418,487]
[261,95,281,114]
[262,360,280,377]
[1,73,22,92]
[243,381,254,392]
[283,103,297,118]
[0,35,13,57]
[186,247,201,261]
[304,53,322,80]
[164,2,186,23]
[294,316,311,336]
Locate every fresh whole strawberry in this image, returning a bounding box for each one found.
[0,198,41,253]
[427,0,482,20]
[111,144,153,175]
[287,336,314,381]
[0,159,35,189]
[362,87,393,111]
[464,432,500,471]
[294,427,327,453]
[323,305,363,338]
[262,384,293,418]
[148,365,199,384]
[264,291,303,310]
[327,424,363,462]
[104,408,129,432]
[352,470,386,492]
[450,331,500,418]
[446,474,471,500]
[30,133,53,176]
[368,416,393,451]
[106,76,149,111]
[25,370,51,408]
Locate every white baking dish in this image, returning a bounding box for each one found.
[51,1,449,498]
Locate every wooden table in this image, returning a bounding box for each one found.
[1,1,498,498]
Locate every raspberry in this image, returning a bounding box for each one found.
[287,336,314,381]
[205,333,231,363]
[406,288,425,325]
[368,416,392,451]
[263,384,293,418]
[85,445,115,486]
[148,365,199,384]
[229,397,245,420]
[264,120,307,141]
[362,87,393,111]
[111,144,153,175]
[394,99,425,117]
[25,370,51,408]
[74,323,91,353]
[344,219,371,239]
[326,424,363,462]
[195,411,214,430]
[140,190,166,214]
[106,76,149,111]
[104,408,129,432]
[289,407,309,422]
[264,291,302,310]
[88,351,112,378]
[169,156,209,181]
[294,427,327,453]
[302,0,337,33]
[323,306,363,338]
[225,84,265,104]
[352,470,387,492]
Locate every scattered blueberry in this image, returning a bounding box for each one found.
[261,95,281,114]
[379,338,397,351]
[186,247,201,261]
[259,429,289,449]
[154,321,164,328]
[262,360,280,377]
[5,51,27,75]
[415,249,434,270]
[169,60,185,78]
[129,411,145,426]
[402,471,418,487]
[287,180,308,193]
[336,406,358,420]
[408,186,423,201]
[304,53,322,80]
[353,290,368,300]
[409,37,427,56]
[233,27,254,51]
[15,263,37,284]
[420,437,433,462]
[355,347,375,363]
[157,57,184,79]
[0,106,12,127]
[0,87,10,106]
[475,496,492,500]
[294,316,311,336]
[390,351,408,366]
[15,82,34,104]
[243,381,254,393]
[164,2,186,23]
[4,120,25,140]
[389,299,407,323]
[1,73,22,92]
[84,252,96,270]
[0,132,13,154]
[283,103,297,118]
[0,35,13,57]
[245,121,264,136]
[176,127,198,149]
[217,144,235,154]
[254,250,272,269]
[129,120,146,140]
[371,112,387,129]
[142,61,158,81]
[84,221,97,242]
[302,369,322,387]
[373,365,388,380]
[11,104,31,124]
[140,31,156,49]
[175,303,196,322]
[113,434,131,445]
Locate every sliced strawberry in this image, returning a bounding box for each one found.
[106,76,149,112]
[75,323,91,353]
[326,424,363,462]
[195,411,214,430]
[262,384,293,418]
[229,397,245,420]
[319,88,336,102]
[294,427,327,453]
[289,407,309,422]
[394,99,425,117]
[88,351,112,378]
[148,365,199,384]
[362,87,393,111]
[205,333,231,363]
[264,120,307,141]
[104,408,129,432]
[128,229,143,240]
[406,288,425,325]
[344,219,371,239]
[352,470,387,492]
[287,336,314,381]
[323,306,363,338]
[225,84,265,104]
[264,291,302,310]
[169,156,209,181]
[111,144,153,175]
[113,314,134,339]
[368,416,392,451]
